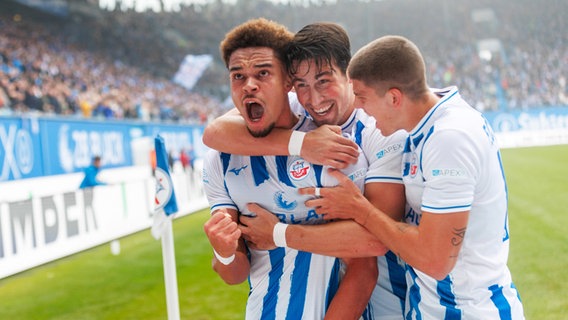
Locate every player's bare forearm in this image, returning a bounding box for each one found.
[287,220,387,257]
[212,239,250,285]
[202,110,358,167]
[324,257,377,320]
[240,205,386,257]
[205,208,249,284]
[202,110,290,155]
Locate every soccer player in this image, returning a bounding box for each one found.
[202,18,377,319]
[302,35,526,319]
[203,22,408,319]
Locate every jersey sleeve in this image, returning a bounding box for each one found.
[362,125,407,185]
[421,129,479,214]
[202,149,238,213]
[288,91,308,117]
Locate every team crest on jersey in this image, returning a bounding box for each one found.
[409,153,419,178]
[289,159,311,181]
[154,168,173,210]
[274,191,297,211]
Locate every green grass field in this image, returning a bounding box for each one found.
[0,144,567,319]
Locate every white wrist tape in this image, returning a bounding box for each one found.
[213,250,235,265]
[288,131,306,156]
[273,222,289,248]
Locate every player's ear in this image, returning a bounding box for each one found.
[282,70,293,92]
[387,87,403,107]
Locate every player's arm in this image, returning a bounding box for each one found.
[203,208,250,285]
[301,169,469,280]
[324,257,377,320]
[202,108,359,168]
[240,204,386,257]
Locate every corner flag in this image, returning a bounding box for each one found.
[151,134,181,320]
[152,134,178,239]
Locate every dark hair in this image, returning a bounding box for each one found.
[220,18,294,68]
[348,35,428,101]
[286,22,351,76]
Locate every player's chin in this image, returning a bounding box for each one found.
[247,121,275,138]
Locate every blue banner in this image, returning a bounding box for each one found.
[1,116,209,183]
[39,118,135,176]
[484,106,568,133]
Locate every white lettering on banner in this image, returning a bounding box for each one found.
[58,125,126,172]
[0,124,34,181]
[156,131,191,155]
[518,112,568,131]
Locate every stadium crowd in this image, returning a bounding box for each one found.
[0,10,223,122]
[1,0,567,119]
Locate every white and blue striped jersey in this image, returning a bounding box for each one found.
[341,109,408,320]
[294,93,409,320]
[204,113,370,320]
[401,86,525,319]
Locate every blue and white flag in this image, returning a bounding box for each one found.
[151,134,178,239]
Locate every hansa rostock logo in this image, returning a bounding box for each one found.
[289,159,311,181]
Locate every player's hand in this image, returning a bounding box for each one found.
[239,203,279,250]
[299,168,370,225]
[203,211,241,257]
[301,125,358,169]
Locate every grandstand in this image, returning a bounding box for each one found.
[1,0,567,119]
[0,0,224,123]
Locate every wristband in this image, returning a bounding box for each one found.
[273,222,289,247]
[213,250,235,265]
[288,131,306,156]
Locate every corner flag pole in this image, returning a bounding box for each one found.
[152,135,180,320]
[161,217,180,320]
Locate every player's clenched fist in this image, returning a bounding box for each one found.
[204,210,241,258]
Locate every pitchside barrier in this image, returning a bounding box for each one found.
[1,105,568,278]
[0,116,209,279]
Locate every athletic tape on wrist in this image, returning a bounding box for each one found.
[288,131,306,156]
[213,250,235,265]
[273,222,289,248]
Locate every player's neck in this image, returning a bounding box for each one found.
[275,101,300,129]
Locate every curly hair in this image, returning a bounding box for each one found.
[220,18,294,68]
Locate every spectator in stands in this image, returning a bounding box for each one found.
[79,156,106,189]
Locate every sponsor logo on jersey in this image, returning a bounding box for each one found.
[229,165,248,175]
[289,159,311,181]
[376,142,404,159]
[348,168,366,182]
[432,168,467,177]
[274,191,297,211]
